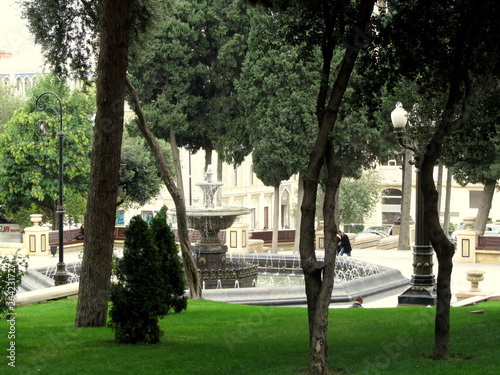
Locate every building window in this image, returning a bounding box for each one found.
[381,188,402,225]
[469,191,482,209]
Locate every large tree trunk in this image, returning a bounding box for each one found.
[299,2,376,372]
[126,77,201,299]
[421,90,472,359]
[75,0,132,327]
[272,185,280,253]
[473,179,496,234]
[420,151,454,360]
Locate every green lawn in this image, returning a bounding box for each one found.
[1,298,499,374]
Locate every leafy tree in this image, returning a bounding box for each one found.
[0,85,25,130]
[244,1,378,372]
[366,0,500,359]
[238,8,318,251]
[126,77,202,299]
[128,0,252,168]
[108,214,186,344]
[441,78,500,232]
[0,76,94,226]
[338,169,381,226]
[126,0,254,299]
[22,0,171,326]
[118,132,164,208]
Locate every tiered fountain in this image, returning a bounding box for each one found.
[183,166,258,289]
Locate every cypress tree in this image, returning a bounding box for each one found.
[108,214,186,344]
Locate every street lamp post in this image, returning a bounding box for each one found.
[36,91,69,286]
[391,102,436,306]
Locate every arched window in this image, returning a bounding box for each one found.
[280,189,290,229]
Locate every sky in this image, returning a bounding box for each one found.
[0,1,43,67]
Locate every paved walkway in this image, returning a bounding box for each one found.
[22,247,500,308]
[349,248,500,308]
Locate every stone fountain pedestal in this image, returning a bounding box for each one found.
[189,215,258,289]
[174,165,258,289]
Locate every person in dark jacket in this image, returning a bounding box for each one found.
[349,296,363,308]
[337,230,352,256]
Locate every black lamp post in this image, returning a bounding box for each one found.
[36,91,69,286]
[391,102,436,306]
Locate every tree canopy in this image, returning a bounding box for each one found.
[128,0,252,166]
[0,76,94,226]
[0,84,25,131]
[118,131,165,208]
[238,8,318,187]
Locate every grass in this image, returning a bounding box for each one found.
[1,298,499,374]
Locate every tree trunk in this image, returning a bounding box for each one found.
[298,1,376,372]
[205,147,213,170]
[272,185,280,253]
[316,188,324,231]
[436,162,443,223]
[420,148,454,360]
[126,77,201,299]
[398,149,412,250]
[293,174,304,254]
[443,168,452,236]
[473,179,496,234]
[216,155,223,207]
[170,128,184,196]
[75,0,132,327]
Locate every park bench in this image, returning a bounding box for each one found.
[48,228,84,251]
[473,235,500,263]
[48,227,128,251]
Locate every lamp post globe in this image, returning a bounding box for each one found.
[391,102,408,130]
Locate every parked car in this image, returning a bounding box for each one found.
[451,224,500,240]
[356,230,389,239]
[364,225,392,236]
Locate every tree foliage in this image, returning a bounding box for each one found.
[363,0,500,360]
[128,0,252,166]
[118,132,165,208]
[238,9,318,187]
[441,78,500,186]
[242,1,379,373]
[108,214,187,344]
[21,0,164,81]
[338,169,380,225]
[0,76,94,225]
[0,85,25,131]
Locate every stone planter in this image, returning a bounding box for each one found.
[466,270,485,292]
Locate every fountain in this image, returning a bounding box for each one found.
[178,165,258,289]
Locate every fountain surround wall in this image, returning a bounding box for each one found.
[177,166,258,289]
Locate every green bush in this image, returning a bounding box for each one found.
[0,251,28,318]
[108,215,187,344]
[150,213,187,314]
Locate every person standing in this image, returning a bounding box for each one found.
[336,231,342,255]
[337,230,352,256]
